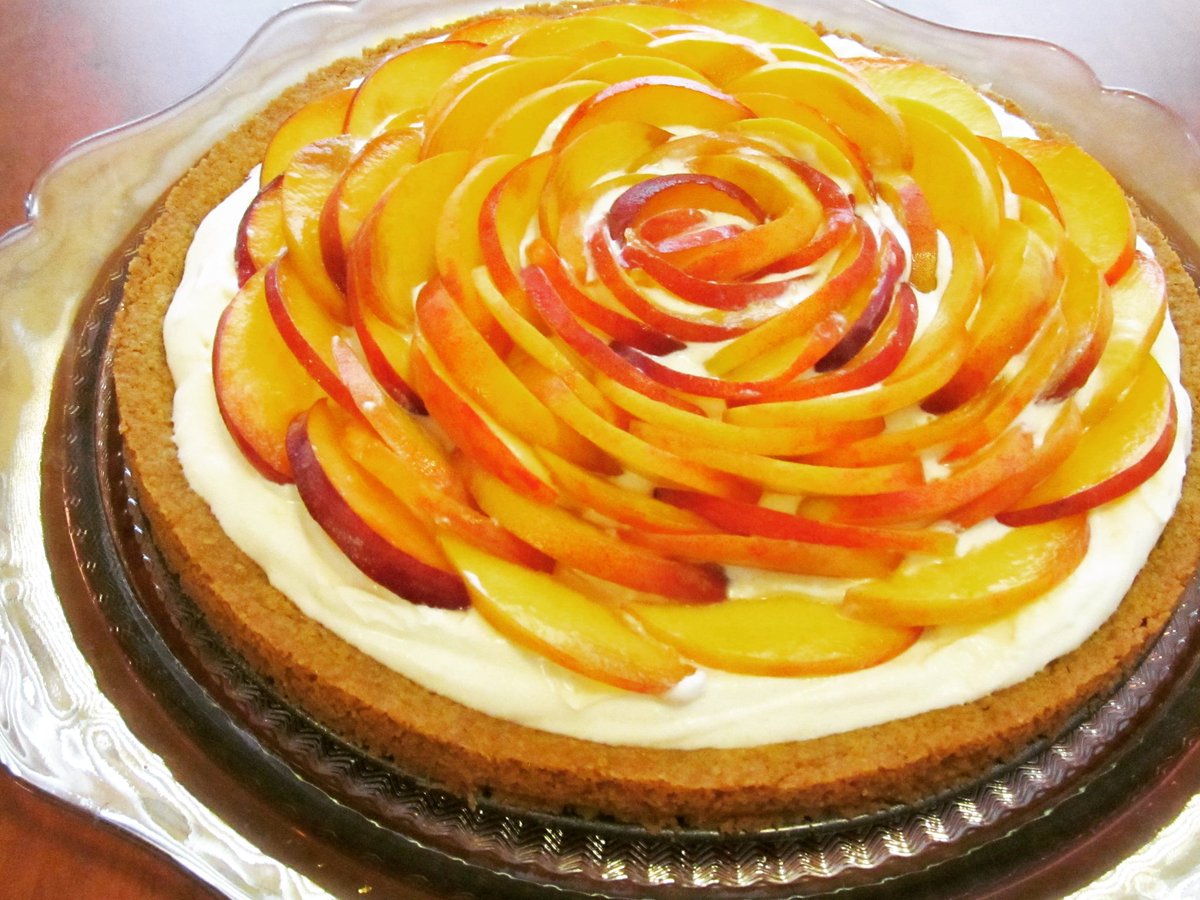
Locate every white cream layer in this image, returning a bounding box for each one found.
[162,169,1190,750]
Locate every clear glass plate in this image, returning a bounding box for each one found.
[4,1,1200,897]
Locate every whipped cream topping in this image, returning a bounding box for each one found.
[163,167,1190,750]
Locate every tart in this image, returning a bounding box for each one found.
[112,0,1200,830]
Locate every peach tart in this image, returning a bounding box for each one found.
[112,0,1200,829]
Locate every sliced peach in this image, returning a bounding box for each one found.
[347,288,422,411]
[536,451,714,533]
[979,136,1062,220]
[288,400,468,609]
[501,13,652,56]
[423,55,580,156]
[922,218,1059,413]
[408,341,558,504]
[465,463,728,602]
[1078,252,1167,425]
[446,13,543,43]
[662,0,832,53]
[810,425,1035,526]
[262,255,353,410]
[433,154,520,332]
[729,62,909,170]
[843,516,1090,626]
[344,41,485,137]
[644,31,772,86]
[896,98,1001,261]
[261,86,355,185]
[657,489,956,554]
[624,530,900,579]
[850,57,1001,137]
[948,401,1083,528]
[552,75,753,152]
[567,2,699,28]
[318,127,421,291]
[440,536,695,694]
[280,135,358,320]
[474,79,604,159]
[878,174,937,292]
[522,367,752,500]
[415,280,600,463]
[635,425,925,496]
[1003,137,1135,283]
[998,357,1177,526]
[235,176,286,285]
[344,150,471,329]
[212,269,325,482]
[629,593,921,677]
[1043,239,1112,399]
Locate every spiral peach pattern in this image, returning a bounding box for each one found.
[214,0,1176,692]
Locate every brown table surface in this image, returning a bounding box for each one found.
[2,0,1198,897]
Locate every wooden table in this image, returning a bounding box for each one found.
[2,0,1197,896]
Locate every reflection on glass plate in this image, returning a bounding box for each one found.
[2,0,1200,897]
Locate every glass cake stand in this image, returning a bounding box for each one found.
[3,0,1200,896]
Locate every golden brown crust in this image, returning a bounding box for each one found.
[112,7,1200,830]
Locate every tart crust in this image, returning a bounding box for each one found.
[111,10,1200,831]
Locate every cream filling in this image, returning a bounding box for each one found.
[163,169,1190,750]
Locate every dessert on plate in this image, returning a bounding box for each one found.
[112,0,1200,829]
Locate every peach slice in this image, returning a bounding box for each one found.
[1078,252,1167,425]
[896,99,1001,262]
[423,55,580,157]
[479,155,555,310]
[318,127,421,291]
[235,176,286,286]
[536,451,714,533]
[979,136,1062,220]
[446,13,544,43]
[260,86,355,185]
[567,2,699,28]
[878,175,937,292]
[262,255,353,410]
[998,357,1177,526]
[663,0,832,54]
[567,53,718,88]
[624,530,900,579]
[644,31,772,86]
[657,489,956,554]
[336,413,553,573]
[212,269,325,482]
[948,402,1083,528]
[408,341,558,504]
[1043,239,1112,399]
[500,13,652,55]
[1003,137,1135,283]
[465,462,728,603]
[344,150,471,329]
[440,536,694,694]
[347,287,422,411]
[521,265,705,414]
[635,426,925,496]
[280,135,359,321]
[724,329,970,429]
[729,62,909,170]
[415,280,601,463]
[922,218,1059,413]
[843,516,1090,626]
[288,400,469,609]
[629,593,921,677]
[850,57,1001,138]
[344,41,484,137]
[552,75,753,152]
[474,79,604,159]
[433,154,521,333]
[810,425,1035,526]
[700,222,879,375]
